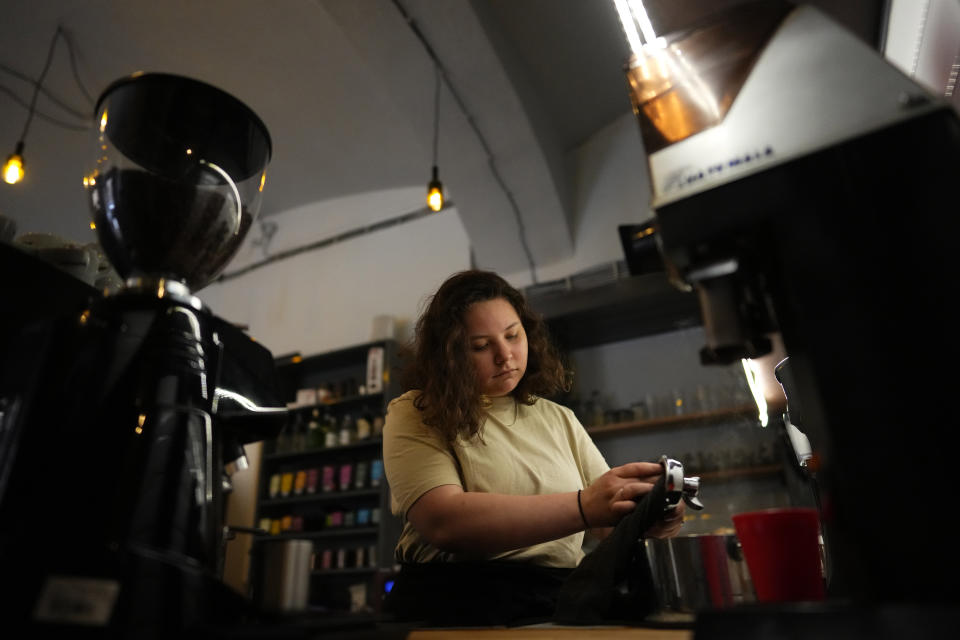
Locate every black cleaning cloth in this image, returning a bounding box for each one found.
[553,475,666,625]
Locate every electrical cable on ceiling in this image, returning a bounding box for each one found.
[0,27,95,119]
[0,84,90,131]
[12,26,94,138]
[59,27,95,106]
[0,63,90,118]
[2,26,95,184]
[391,0,539,284]
[214,202,454,284]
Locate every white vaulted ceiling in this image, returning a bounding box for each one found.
[0,0,887,275]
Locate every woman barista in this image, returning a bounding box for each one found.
[382,270,684,625]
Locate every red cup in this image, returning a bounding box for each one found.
[732,507,825,603]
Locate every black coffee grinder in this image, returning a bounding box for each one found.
[0,73,286,637]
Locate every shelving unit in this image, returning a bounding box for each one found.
[251,339,402,616]
[585,404,765,438]
[697,463,783,482]
[528,274,791,489]
[585,404,787,482]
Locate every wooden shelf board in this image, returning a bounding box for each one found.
[695,463,783,481]
[286,393,384,411]
[255,527,380,541]
[264,437,382,460]
[310,567,377,577]
[259,488,382,506]
[586,404,773,438]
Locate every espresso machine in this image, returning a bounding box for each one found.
[626,0,958,630]
[0,73,287,637]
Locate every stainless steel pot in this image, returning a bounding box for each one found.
[644,533,756,622]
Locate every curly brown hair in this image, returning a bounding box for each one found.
[399,270,569,444]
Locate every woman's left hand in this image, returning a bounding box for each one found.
[644,501,685,539]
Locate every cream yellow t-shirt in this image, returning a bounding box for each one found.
[382,390,610,568]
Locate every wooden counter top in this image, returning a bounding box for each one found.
[407,626,692,640]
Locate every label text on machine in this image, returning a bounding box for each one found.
[662,145,775,194]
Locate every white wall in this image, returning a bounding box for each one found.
[200,111,653,358]
[567,327,748,414]
[199,185,473,357]
[885,0,960,110]
[207,186,475,594]
[505,112,652,288]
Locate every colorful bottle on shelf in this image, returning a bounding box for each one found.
[370,459,383,487]
[280,472,294,497]
[356,415,371,440]
[290,413,306,452]
[338,414,355,446]
[339,463,353,491]
[269,473,281,498]
[323,415,338,448]
[354,461,368,489]
[293,470,307,495]
[275,421,291,454]
[321,465,335,492]
[307,409,323,449]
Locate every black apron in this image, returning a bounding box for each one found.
[383,476,666,627]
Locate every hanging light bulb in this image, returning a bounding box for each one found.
[427,165,443,212]
[2,142,25,185]
[426,64,444,212]
[4,27,82,187]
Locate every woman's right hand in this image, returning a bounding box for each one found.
[580,462,663,527]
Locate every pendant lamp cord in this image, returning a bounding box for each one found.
[392,0,538,284]
[432,63,440,170]
[20,27,65,142]
[1,26,94,132]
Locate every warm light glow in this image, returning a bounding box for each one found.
[742,358,769,427]
[614,0,660,58]
[427,166,444,212]
[135,413,146,435]
[186,148,192,155]
[99,110,108,133]
[89,221,96,230]
[427,184,443,212]
[259,171,266,193]
[613,0,643,57]
[3,152,24,184]
[627,0,658,46]
[625,40,722,147]
[291,355,303,363]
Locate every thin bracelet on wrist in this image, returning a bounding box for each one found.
[577,489,590,529]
